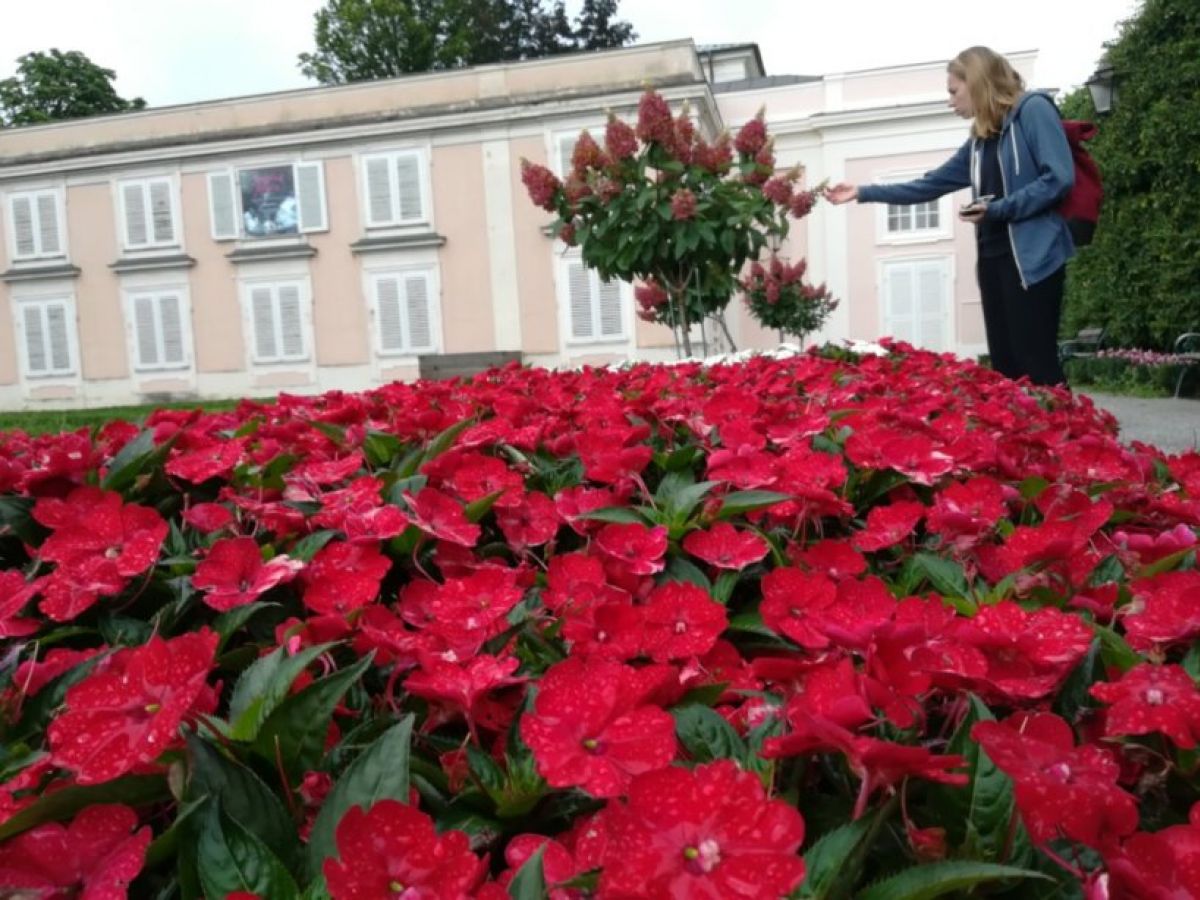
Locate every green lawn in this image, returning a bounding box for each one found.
[0,399,237,436]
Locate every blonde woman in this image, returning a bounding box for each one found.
[825,47,1075,386]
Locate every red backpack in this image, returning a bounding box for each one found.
[1059,119,1103,246]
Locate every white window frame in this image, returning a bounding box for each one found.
[876,254,954,353]
[239,278,313,365]
[207,160,328,242]
[6,189,67,262]
[556,250,631,347]
[358,148,430,230]
[367,266,441,357]
[872,169,953,245]
[12,293,79,380]
[123,285,193,373]
[115,176,180,252]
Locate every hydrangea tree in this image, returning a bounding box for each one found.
[520,88,831,356]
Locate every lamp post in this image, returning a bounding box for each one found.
[1085,61,1117,115]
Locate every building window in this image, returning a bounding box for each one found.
[207,162,327,241]
[361,151,427,228]
[369,269,436,355]
[128,291,188,370]
[881,257,950,352]
[118,179,178,250]
[7,191,64,261]
[561,257,625,344]
[245,281,309,363]
[15,297,76,378]
[886,200,941,234]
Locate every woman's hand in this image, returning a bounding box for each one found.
[823,183,858,204]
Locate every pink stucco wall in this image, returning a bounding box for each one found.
[181,172,245,373]
[0,213,15,385]
[309,155,369,366]
[432,143,496,352]
[508,136,559,356]
[68,183,126,380]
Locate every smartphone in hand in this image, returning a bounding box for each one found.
[960,194,995,214]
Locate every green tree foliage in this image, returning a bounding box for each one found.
[298,0,636,84]
[0,49,145,127]
[1061,0,1200,348]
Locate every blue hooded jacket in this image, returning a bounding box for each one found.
[857,92,1075,287]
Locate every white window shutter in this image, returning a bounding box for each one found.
[916,263,945,351]
[123,184,148,247]
[395,154,423,222]
[277,285,305,359]
[404,274,432,351]
[45,303,71,372]
[885,264,915,344]
[149,181,175,244]
[159,294,185,364]
[133,295,159,367]
[11,196,35,257]
[22,305,47,373]
[375,276,404,352]
[557,136,575,178]
[36,194,61,255]
[251,287,277,359]
[567,262,593,340]
[208,172,238,241]
[597,277,623,338]
[295,162,327,233]
[364,157,394,226]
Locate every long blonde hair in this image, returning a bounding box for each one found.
[948,46,1025,138]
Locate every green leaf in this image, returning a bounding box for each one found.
[930,696,1024,864]
[715,490,791,519]
[289,530,338,563]
[662,556,712,592]
[508,844,548,900]
[1138,546,1194,578]
[228,642,334,741]
[101,428,160,493]
[0,496,44,545]
[186,733,298,869]
[465,489,506,523]
[798,816,874,899]
[144,797,207,869]
[856,861,1049,900]
[577,506,648,525]
[363,430,402,468]
[906,552,971,600]
[422,416,474,463]
[1093,623,1141,673]
[1052,639,1104,725]
[196,800,300,900]
[212,602,281,650]
[0,775,168,841]
[673,704,746,764]
[306,716,414,880]
[712,571,740,604]
[253,653,374,780]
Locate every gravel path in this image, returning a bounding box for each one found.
[1081,392,1200,455]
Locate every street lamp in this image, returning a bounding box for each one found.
[1086,62,1117,115]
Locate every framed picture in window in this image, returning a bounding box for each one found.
[239,165,299,237]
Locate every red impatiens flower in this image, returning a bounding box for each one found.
[1091,663,1200,749]
[790,538,867,580]
[323,800,486,900]
[853,500,926,552]
[191,536,303,612]
[311,476,409,543]
[598,759,806,899]
[301,541,391,615]
[11,646,103,697]
[682,522,769,570]
[925,475,1008,547]
[595,522,668,577]
[36,486,168,578]
[496,490,560,549]
[401,487,481,547]
[403,653,524,733]
[1106,816,1200,899]
[641,581,727,662]
[48,630,217,784]
[972,712,1139,848]
[37,556,130,623]
[165,437,247,483]
[520,657,677,798]
[0,804,151,897]
[759,567,838,649]
[1122,570,1200,651]
[181,501,235,534]
[0,569,41,637]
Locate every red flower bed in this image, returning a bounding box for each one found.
[1,343,1199,898]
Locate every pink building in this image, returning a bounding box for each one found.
[0,41,1038,410]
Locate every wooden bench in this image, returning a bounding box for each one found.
[417,351,522,382]
[1173,332,1200,398]
[1058,326,1106,363]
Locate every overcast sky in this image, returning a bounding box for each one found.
[0,0,1141,110]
